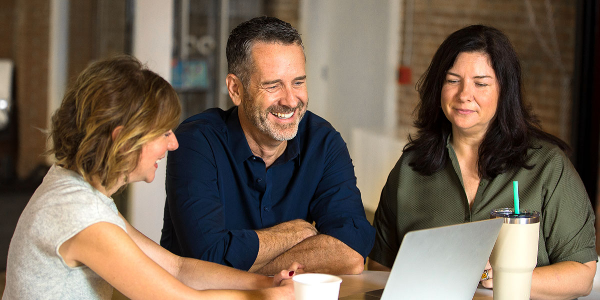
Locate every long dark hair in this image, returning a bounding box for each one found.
[405,24,568,178]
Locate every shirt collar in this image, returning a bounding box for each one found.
[227,107,254,164]
[226,107,301,165]
[273,131,300,167]
[445,133,491,184]
[445,133,452,148]
[445,133,463,178]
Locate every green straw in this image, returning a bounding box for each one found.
[513,181,520,214]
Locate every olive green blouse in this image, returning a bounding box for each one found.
[369,138,597,268]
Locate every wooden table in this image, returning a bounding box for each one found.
[338,270,600,299]
[338,271,493,299]
[338,270,389,298]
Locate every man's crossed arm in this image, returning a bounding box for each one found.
[249,219,365,275]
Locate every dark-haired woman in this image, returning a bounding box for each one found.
[3,55,299,300]
[367,25,596,300]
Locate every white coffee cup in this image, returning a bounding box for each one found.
[292,273,342,300]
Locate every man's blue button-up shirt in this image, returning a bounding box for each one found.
[160,107,375,270]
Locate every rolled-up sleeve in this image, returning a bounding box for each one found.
[163,126,259,270]
[540,150,597,266]
[309,132,376,259]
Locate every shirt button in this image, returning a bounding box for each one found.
[256,178,262,183]
[479,182,484,186]
[263,206,270,211]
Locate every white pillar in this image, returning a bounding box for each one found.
[47,0,70,163]
[130,0,174,243]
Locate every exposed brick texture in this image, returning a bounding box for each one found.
[0,1,580,182]
[0,0,17,183]
[14,0,50,179]
[397,0,576,145]
[0,0,16,58]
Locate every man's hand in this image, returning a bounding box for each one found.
[255,234,365,275]
[249,220,317,272]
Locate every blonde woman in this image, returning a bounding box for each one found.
[3,56,299,300]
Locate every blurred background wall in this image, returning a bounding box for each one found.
[0,0,598,275]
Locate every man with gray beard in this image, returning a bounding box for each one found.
[161,16,375,275]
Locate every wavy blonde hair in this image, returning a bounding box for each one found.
[48,55,181,191]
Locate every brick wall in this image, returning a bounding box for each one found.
[2,0,577,179]
[0,0,50,182]
[14,0,51,180]
[397,0,576,144]
[263,0,573,144]
[0,0,17,184]
[0,0,15,58]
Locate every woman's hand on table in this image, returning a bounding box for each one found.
[273,262,304,286]
[480,260,493,288]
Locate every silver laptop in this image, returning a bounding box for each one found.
[341,218,503,300]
